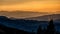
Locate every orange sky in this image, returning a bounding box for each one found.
[0,0,60,13]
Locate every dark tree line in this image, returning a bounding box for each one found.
[37,19,60,34]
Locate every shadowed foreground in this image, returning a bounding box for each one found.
[0,16,60,34]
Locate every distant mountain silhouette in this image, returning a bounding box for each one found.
[25,14,60,21]
[0,11,48,18]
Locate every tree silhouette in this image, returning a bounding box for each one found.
[37,25,42,34]
[46,19,55,34]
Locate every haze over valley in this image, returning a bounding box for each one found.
[0,11,60,21]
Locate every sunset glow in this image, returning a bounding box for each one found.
[0,0,60,13]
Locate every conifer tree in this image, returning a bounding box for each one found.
[46,19,55,34]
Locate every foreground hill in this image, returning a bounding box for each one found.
[0,16,60,34]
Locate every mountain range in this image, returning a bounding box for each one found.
[0,11,60,21]
[0,11,49,18]
[24,14,60,21]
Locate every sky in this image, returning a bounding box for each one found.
[0,0,60,13]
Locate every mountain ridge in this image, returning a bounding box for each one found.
[24,14,60,21]
[0,11,49,18]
